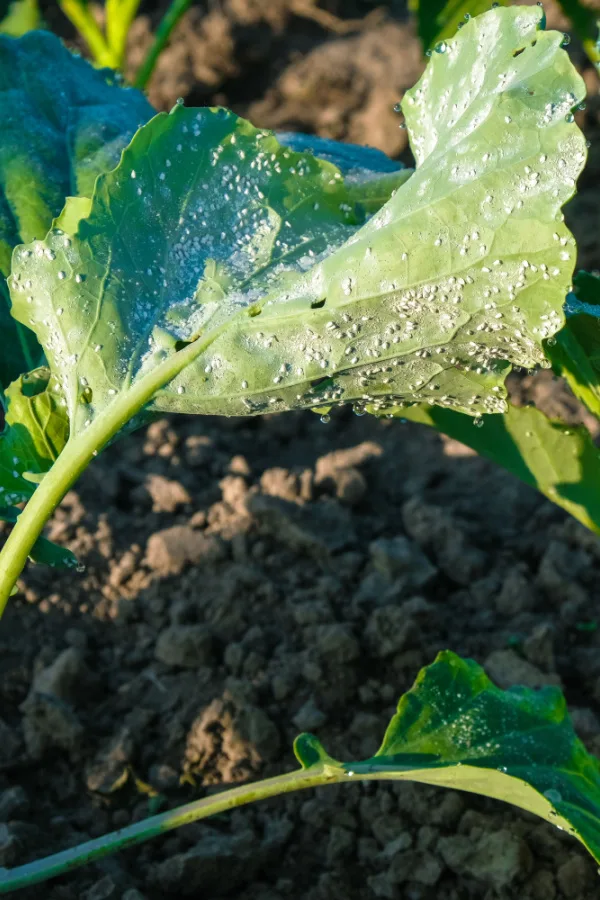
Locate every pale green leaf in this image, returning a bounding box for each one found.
[0,368,69,505]
[9,7,586,434]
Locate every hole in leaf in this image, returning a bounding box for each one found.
[311,298,326,309]
[513,47,525,57]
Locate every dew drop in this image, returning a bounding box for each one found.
[320,414,331,424]
[434,40,448,53]
[561,33,571,46]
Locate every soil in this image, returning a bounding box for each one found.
[3,1,600,899]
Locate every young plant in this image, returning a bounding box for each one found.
[2,651,600,891]
[58,0,192,88]
[0,5,599,891]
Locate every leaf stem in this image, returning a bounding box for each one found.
[0,323,231,616]
[0,767,336,893]
[134,0,193,90]
[105,0,143,69]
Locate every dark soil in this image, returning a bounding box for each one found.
[3,2,600,899]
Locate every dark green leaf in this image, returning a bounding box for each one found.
[555,0,599,60]
[0,30,153,387]
[409,0,490,50]
[0,506,77,569]
[295,650,600,863]
[547,271,600,419]
[396,402,600,533]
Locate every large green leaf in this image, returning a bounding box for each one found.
[8,6,586,435]
[0,368,68,505]
[547,271,600,419]
[295,650,600,864]
[0,30,153,388]
[398,402,600,533]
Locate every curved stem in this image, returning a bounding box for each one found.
[134,0,193,90]
[0,766,341,893]
[0,324,230,616]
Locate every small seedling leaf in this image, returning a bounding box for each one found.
[294,650,600,863]
[0,368,68,505]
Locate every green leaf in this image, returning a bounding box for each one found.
[397,402,600,533]
[0,30,153,388]
[409,0,490,51]
[9,7,586,433]
[0,368,69,505]
[546,271,600,419]
[0,506,77,569]
[295,650,600,864]
[554,0,600,65]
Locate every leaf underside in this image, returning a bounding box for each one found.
[295,651,600,864]
[9,6,586,440]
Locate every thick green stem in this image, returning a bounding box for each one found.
[134,0,193,90]
[0,325,230,616]
[0,767,338,893]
